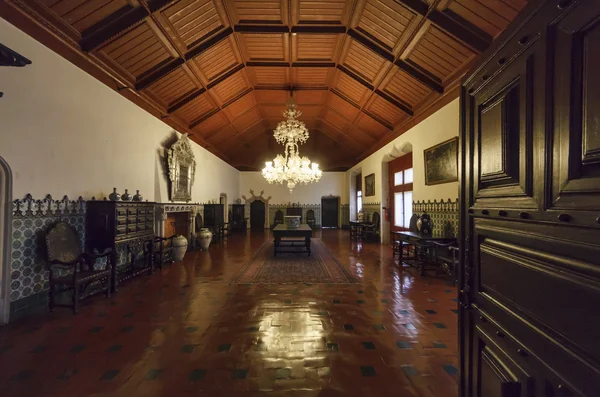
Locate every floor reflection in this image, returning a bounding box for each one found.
[0,229,458,397]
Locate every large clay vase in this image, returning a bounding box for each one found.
[197,228,213,251]
[172,235,188,262]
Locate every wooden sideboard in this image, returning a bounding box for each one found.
[86,201,155,290]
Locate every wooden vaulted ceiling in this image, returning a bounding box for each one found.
[1,0,527,170]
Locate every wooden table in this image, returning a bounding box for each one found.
[272,224,312,256]
[392,230,457,275]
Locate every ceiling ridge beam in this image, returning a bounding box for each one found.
[247,61,289,67]
[291,26,346,34]
[234,25,289,33]
[292,62,336,68]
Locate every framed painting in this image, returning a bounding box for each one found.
[424,137,458,186]
[364,173,375,196]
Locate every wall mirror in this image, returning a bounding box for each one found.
[168,133,196,202]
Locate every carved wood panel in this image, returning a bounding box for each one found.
[470,42,537,209]
[461,2,600,396]
[550,3,600,211]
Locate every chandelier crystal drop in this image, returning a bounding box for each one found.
[262,97,322,193]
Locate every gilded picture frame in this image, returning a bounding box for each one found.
[364,173,375,196]
[424,137,458,186]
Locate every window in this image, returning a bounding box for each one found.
[357,190,363,213]
[356,173,363,215]
[388,154,413,230]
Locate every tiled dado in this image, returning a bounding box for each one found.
[362,203,381,223]
[269,204,322,227]
[10,195,86,318]
[0,229,459,396]
[413,199,459,236]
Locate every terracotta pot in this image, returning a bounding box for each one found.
[197,228,213,251]
[172,235,188,261]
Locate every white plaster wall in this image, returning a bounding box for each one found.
[346,99,460,209]
[239,172,347,205]
[0,18,239,203]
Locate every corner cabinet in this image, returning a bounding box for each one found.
[86,201,155,290]
[460,1,600,396]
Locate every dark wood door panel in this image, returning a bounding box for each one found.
[472,324,532,397]
[468,36,539,210]
[473,219,600,363]
[461,3,600,396]
[551,2,600,210]
[474,298,599,397]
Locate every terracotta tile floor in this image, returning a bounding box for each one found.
[0,230,458,397]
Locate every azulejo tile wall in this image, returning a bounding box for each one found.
[413,199,459,236]
[269,204,322,227]
[10,195,86,312]
[362,203,381,223]
[341,204,350,228]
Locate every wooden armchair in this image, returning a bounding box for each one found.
[306,209,316,228]
[363,212,380,242]
[45,222,113,314]
[147,235,175,270]
[273,210,284,228]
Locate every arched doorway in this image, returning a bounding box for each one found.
[0,157,12,324]
[250,200,265,230]
[219,193,227,222]
[381,142,412,245]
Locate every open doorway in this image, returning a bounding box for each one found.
[0,157,12,324]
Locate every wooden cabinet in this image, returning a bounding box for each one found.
[86,201,154,289]
[460,1,600,396]
[203,204,224,228]
[230,204,246,233]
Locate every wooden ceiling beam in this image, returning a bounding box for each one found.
[291,26,346,34]
[393,0,491,52]
[394,59,443,93]
[166,88,206,113]
[234,25,289,33]
[80,7,149,52]
[427,10,492,53]
[135,58,184,90]
[185,27,234,60]
[374,90,413,116]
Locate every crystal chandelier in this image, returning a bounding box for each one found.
[262,97,322,192]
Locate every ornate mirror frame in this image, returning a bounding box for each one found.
[168,133,196,202]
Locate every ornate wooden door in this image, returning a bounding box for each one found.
[460,1,600,396]
[250,200,265,230]
[322,198,339,228]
